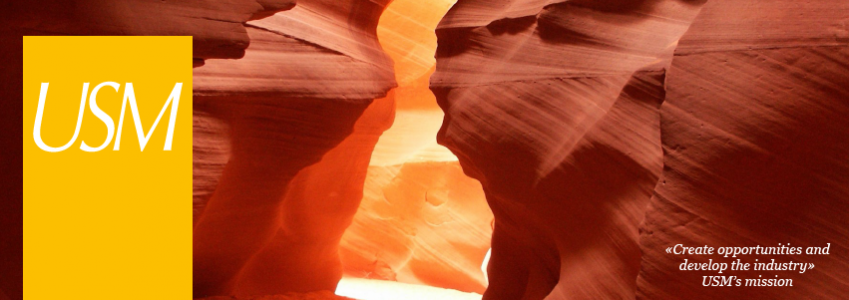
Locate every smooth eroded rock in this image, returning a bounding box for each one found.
[192,0,396,297]
[637,2,849,298]
[431,0,706,299]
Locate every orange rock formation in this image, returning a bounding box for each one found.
[3,1,848,300]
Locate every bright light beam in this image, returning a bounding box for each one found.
[336,278,482,300]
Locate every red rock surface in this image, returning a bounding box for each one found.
[429,0,848,299]
[191,0,396,297]
[430,0,707,299]
[230,95,395,296]
[193,1,395,98]
[194,0,494,296]
[2,0,295,63]
[6,1,849,300]
[636,1,849,299]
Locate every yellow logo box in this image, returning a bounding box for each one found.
[23,36,192,300]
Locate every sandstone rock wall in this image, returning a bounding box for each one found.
[6,1,848,300]
[432,0,848,299]
[2,0,296,63]
[430,0,707,299]
[191,0,397,297]
[637,1,849,299]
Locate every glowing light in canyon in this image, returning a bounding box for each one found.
[368,0,459,166]
[335,0,492,299]
[336,278,482,300]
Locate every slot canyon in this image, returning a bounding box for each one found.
[2,0,848,300]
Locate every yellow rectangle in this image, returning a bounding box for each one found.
[23,36,192,300]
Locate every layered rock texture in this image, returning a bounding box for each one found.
[432,0,847,299]
[6,0,848,300]
[4,2,288,299]
[430,0,707,299]
[2,0,296,63]
[191,0,396,297]
[637,1,849,299]
[196,0,494,297]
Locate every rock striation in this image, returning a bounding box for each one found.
[191,0,396,297]
[637,1,849,299]
[430,0,708,299]
[2,0,296,64]
[6,1,848,299]
[432,0,848,299]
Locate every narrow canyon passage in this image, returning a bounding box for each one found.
[193,0,494,299]
[190,0,848,300]
[4,0,846,300]
[335,0,496,297]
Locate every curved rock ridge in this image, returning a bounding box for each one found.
[193,0,396,98]
[436,0,559,28]
[192,96,376,297]
[430,0,707,299]
[431,0,705,87]
[191,0,397,298]
[229,95,395,296]
[2,0,295,62]
[675,0,849,54]
[637,0,849,299]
